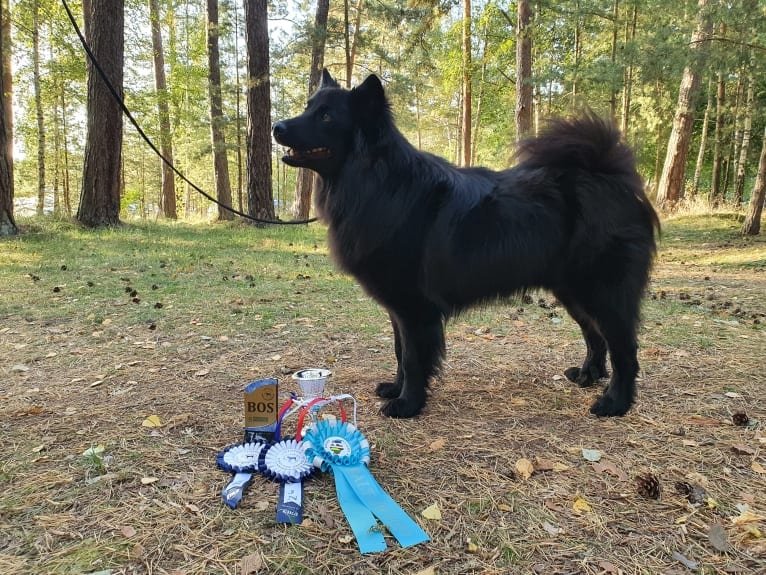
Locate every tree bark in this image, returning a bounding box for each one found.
[149,0,177,219]
[655,0,713,209]
[742,125,766,236]
[77,0,124,228]
[244,0,274,221]
[293,0,328,220]
[515,0,533,142]
[33,0,46,216]
[461,0,472,166]
[0,0,15,236]
[207,0,234,220]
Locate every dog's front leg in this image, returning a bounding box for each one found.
[380,310,444,418]
[375,313,403,399]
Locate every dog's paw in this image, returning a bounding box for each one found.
[380,397,424,419]
[375,381,402,399]
[589,394,631,417]
[565,365,607,387]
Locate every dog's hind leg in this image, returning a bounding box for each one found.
[380,308,445,418]
[555,296,608,387]
[578,289,642,417]
[375,313,404,399]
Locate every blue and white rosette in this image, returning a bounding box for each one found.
[259,438,315,524]
[303,420,430,553]
[216,442,267,509]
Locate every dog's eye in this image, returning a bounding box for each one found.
[321,113,332,123]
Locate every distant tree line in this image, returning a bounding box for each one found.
[0,0,764,236]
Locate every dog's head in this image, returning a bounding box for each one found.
[272,69,387,178]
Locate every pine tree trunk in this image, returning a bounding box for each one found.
[77,0,124,228]
[0,0,14,236]
[609,0,619,121]
[244,0,274,221]
[733,70,754,206]
[710,68,726,203]
[620,3,637,136]
[348,0,364,78]
[515,0,533,141]
[207,0,234,221]
[0,0,14,235]
[33,0,46,216]
[150,0,177,219]
[293,0,328,220]
[655,0,713,209]
[461,0,472,166]
[742,125,766,235]
[691,78,713,197]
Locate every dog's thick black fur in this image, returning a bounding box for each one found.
[273,70,660,419]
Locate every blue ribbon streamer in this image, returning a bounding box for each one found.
[303,420,429,553]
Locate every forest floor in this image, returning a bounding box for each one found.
[1,212,765,575]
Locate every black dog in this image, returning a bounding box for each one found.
[273,69,660,419]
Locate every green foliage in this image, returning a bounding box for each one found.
[6,0,766,216]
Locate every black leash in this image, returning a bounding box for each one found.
[60,0,317,226]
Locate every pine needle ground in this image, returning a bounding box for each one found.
[1,214,764,575]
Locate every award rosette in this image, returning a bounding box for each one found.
[216,442,268,509]
[303,420,430,553]
[259,438,315,524]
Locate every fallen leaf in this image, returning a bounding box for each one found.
[497,503,512,512]
[708,523,730,552]
[688,415,720,426]
[572,497,592,514]
[751,461,766,474]
[413,568,436,575]
[338,534,354,544]
[724,391,741,398]
[141,415,163,428]
[597,560,620,574]
[731,444,756,456]
[515,458,534,479]
[240,551,264,575]
[194,368,210,377]
[184,503,200,514]
[466,537,479,553]
[120,526,136,538]
[535,458,570,473]
[581,448,602,462]
[671,551,698,570]
[253,501,269,512]
[731,509,766,525]
[140,476,159,485]
[541,521,562,536]
[11,364,30,372]
[82,444,105,457]
[429,438,446,451]
[421,503,442,520]
[592,461,629,481]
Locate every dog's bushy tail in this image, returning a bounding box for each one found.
[517,112,661,235]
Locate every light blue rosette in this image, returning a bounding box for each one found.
[303,420,429,554]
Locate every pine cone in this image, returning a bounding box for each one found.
[732,412,749,427]
[636,473,662,499]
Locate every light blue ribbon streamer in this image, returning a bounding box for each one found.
[303,420,429,553]
[333,466,387,553]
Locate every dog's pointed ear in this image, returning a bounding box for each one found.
[351,74,387,116]
[319,68,340,90]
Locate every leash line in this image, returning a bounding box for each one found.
[60,0,317,226]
